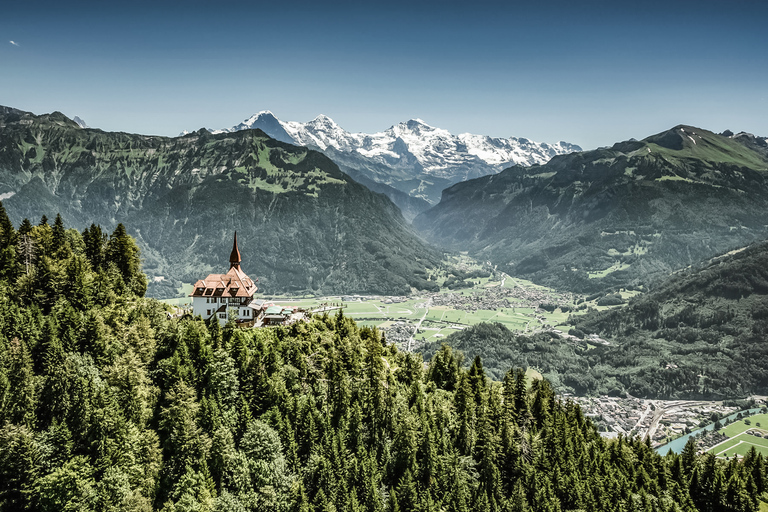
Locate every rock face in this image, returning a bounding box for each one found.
[413,125,768,293]
[210,111,581,208]
[0,106,442,298]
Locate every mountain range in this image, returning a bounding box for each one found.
[414,125,768,293]
[193,111,581,214]
[0,106,441,298]
[6,104,768,302]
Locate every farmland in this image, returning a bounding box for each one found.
[708,414,768,458]
[162,262,628,354]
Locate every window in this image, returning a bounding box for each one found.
[219,313,226,319]
[244,309,250,317]
[206,309,211,315]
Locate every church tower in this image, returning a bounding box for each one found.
[230,231,242,270]
[190,232,259,325]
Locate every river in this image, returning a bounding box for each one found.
[655,408,763,455]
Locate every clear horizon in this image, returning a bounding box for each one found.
[2,0,767,150]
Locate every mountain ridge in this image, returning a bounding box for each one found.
[414,124,768,293]
[197,111,581,207]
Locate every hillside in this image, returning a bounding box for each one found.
[0,220,761,511]
[570,239,768,397]
[413,125,768,293]
[422,241,768,399]
[0,106,441,297]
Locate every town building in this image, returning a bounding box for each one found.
[190,233,261,325]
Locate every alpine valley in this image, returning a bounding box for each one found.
[425,239,768,399]
[3,105,768,512]
[414,125,768,293]
[0,106,442,298]
[199,111,581,216]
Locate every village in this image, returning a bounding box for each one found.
[179,234,585,342]
[573,395,767,447]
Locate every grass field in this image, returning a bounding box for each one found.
[721,414,768,437]
[709,432,768,458]
[708,414,768,458]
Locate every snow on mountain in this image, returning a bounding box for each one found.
[219,113,581,182]
[73,116,88,129]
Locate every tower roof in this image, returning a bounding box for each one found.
[230,232,241,269]
[189,231,258,298]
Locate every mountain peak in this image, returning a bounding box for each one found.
[244,110,277,122]
[308,114,340,127]
[403,118,435,130]
[73,116,88,129]
[208,111,582,204]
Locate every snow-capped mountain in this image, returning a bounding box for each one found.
[73,116,88,128]
[222,111,580,177]
[203,111,581,209]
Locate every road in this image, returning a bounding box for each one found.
[644,400,712,441]
[407,297,432,352]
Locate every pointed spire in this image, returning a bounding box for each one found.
[230,232,241,270]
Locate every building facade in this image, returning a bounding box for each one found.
[190,233,260,325]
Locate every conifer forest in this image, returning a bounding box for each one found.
[0,206,764,511]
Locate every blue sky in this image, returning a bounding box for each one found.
[2,0,767,149]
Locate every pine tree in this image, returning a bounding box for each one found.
[0,423,42,511]
[2,336,37,428]
[395,469,419,512]
[51,214,70,258]
[0,201,19,282]
[82,224,106,271]
[106,223,147,296]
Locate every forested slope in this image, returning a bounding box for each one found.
[0,106,440,297]
[424,241,768,400]
[414,125,768,293]
[0,212,764,511]
[570,240,768,397]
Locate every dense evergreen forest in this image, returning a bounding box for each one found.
[0,207,765,511]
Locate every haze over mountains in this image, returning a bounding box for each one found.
[0,106,440,298]
[195,111,581,213]
[414,125,768,293]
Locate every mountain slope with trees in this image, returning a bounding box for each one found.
[413,125,768,293]
[422,241,768,400]
[0,214,762,511]
[0,106,441,298]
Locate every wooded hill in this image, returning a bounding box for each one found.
[0,106,441,298]
[413,125,768,293]
[423,241,768,400]
[0,215,763,511]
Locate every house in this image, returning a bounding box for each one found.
[190,233,261,325]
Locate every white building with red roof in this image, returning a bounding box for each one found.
[190,233,261,325]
